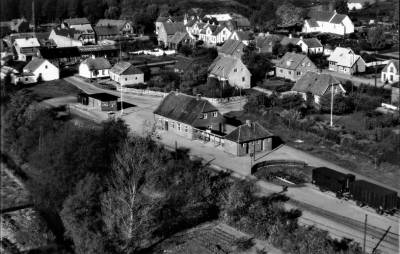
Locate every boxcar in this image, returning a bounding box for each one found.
[350,180,398,212]
[312,167,355,194]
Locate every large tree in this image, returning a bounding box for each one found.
[334,0,349,14]
[367,26,386,50]
[275,3,304,27]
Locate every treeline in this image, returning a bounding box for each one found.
[2,90,364,253]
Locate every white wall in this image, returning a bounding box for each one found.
[111,72,144,85]
[27,60,59,81]
[49,30,83,48]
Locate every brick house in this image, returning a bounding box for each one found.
[224,120,274,157]
[154,92,224,140]
[275,52,317,82]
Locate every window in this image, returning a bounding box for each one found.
[203,113,207,119]
[208,125,212,129]
[177,123,181,131]
[280,69,283,73]
[184,125,188,132]
[135,77,137,80]
[390,67,394,73]
[390,75,393,81]
[297,71,301,76]
[288,71,292,75]
[242,77,245,82]
[125,78,127,81]
[102,70,105,75]
[234,68,237,72]
[25,78,28,81]
[212,112,218,117]
[45,65,48,69]
[171,122,175,128]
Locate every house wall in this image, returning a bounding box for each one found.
[157,24,169,46]
[79,64,110,79]
[308,46,324,54]
[11,75,37,85]
[227,60,251,89]
[302,22,320,33]
[110,72,144,86]
[49,30,83,48]
[348,3,363,10]
[156,115,195,139]
[276,67,296,81]
[29,60,59,81]
[225,138,273,157]
[381,62,399,84]
[342,16,355,34]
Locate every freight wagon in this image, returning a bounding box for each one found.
[350,180,398,214]
[312,167,355,197]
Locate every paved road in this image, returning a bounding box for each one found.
[62,76,399,253]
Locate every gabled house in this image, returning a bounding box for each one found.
[96,19,133,34]
[38,47,81,67]
[79,57,111,79]
[23,58,59,81]
[155,16,174,35]
[157,21,185,47]
[199,24,232,46]
[327,47,366,74]
[110,61,144,86]
[291,72,346,105]
[49,26,83,48]
[296,37,323,54]
[94,26,119,41]
[275,52,318,81]
[13,37,41,61]
[224,120,274,156]
[381,60,399,84]
[255,33,282,53]
[229,30,253,45]
[218,39,245,58]
[209,55,251,89]
[168,31,191,49]
[63,18,96,44]
[78,92,119,111]
[302,10,354,35]
[154,92,225,139]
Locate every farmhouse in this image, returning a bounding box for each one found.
[198,24,232,47]
[78,92,119,111]
[224,120,274,157]
[209,55,251,89]
[297,37,323,55]
[79,57,111,79]
[291,72,346,105]
[110,61,144,86]
[302,10,354,35]
[327,47,366,74]
[275,52,317,82]
[381,59,399,84]
[23,58,59,82]
[94,26,119,41]
[154,92,225,140]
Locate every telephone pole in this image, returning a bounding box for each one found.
[32,0,36,34]
[330,84,334,127]
[363,214,368,254]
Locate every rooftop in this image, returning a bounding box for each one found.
[225,121,273,143]
[81,57,112,70]
[292,72,342,96]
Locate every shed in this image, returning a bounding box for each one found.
[78,92,119,111]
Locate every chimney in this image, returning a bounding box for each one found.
[246,119,251,127]
[196,94,201,100]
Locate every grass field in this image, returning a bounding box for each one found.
[25,80,82,101]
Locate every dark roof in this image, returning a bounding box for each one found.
[307,10,335,22]
[94,26,119,37]
[330,14,347,24]
[52,26,77,37]
[225,121,273,143]
[306,19,319,28]
[280,36,300,46]
[78,44,118,53]
[174,57,195,72]
[96,19,129,30]
[302,38,323,48]
[162,22,185,35]
[169,31,189,44]
[276,52,316,71]
[39,47,81,59]
[87,93,119,101]
[23,58,47,72]
[255,34,281,50]
[219,39,245,56]
[81,57,111,70]
[111,61,143,75]
[64,18,90,26]
[154,92,218,126]
[292,72,341,96]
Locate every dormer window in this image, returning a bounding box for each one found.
[390,67,394,73]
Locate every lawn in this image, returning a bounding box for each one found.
[26,79,82,101]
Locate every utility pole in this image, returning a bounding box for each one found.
[330,83,334,127]
[372,226,391,254]
[119,39,123,116]
[363,214,368,254]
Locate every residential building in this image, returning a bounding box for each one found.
[155,16,174,35]
[23,58,59,81]
[302,10,354,35]
[154,92,225,140]
[209,55,251,89]
[327,47,366,74]
[63,18,96,44]
[1,65,19,80]
[229,30,253,45]
[168,31,191,49]
[174,56,207,82]
[110,61,144,86]
[13,37,41,61]
[198,24,232,46]
[255,33,281,53]
[49,27,83,48]
[275,52,318,81]
[95,19,133,34]
[157,21,185,47]
[297,37,323,54]
[94,26,119,41]
[218,39,245,58]
[381,60,399,84]
[348,0,375,10]
[0,18,29,33]
[11,72,37,85]
[291,72,346,105]
[224,120,274,156]
[79,57,111,79]
[78,92,119,111]
[204,13,251,30]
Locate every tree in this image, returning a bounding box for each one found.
[275,3,304,27]
[367,26,386,50]
[334,0,349,14]
[242,46,273,85]
[320,93,354,114]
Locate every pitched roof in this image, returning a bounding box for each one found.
[292,72,342,96]
[231,30,252,41]
[209,55,241,78]
[327,47,362,67]
[307,10,335,22]
[280,36,300,46]
[169,31,189,44]
[111,61,143,75]
[154,92,218,126]
[156,16,172,23]
[255,34,281,49]
[69,24,94,34]
[14,37,40,48]
[330,14,347,24]
[52,26,77,37]
[23,58,47,72]
[302,38,323,48]
[96,19,129,30]
[94,26,119,37]
[162,22,185,35]
[81,57,111,70]
[306,19,319,28]
[218,39,245,56]
[276,52,316,70]
[382,59,399,74]
[174,57,195,72]
[225,121,273,143]
[64,18,90,26]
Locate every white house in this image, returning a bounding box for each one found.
[11,73,37,85]
[381,60,399,84]
[302,10,354,35]
[49,27,83,48]
[327,47,366,74]
[23,58,59,81]
[348,0,375,11]
[198,25,232,46]
[79,57,111,79]
[296,37,324,54]
[208,55,251,89]
[13,37,41,61]
[110,61,144,86]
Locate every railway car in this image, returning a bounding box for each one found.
[312,167,355,197]
[350,180,398,214]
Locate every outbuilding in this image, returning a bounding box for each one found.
[110,61,144,86]
[79,57,111,79]
[78,92,119,111]
[23,58,60,81]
